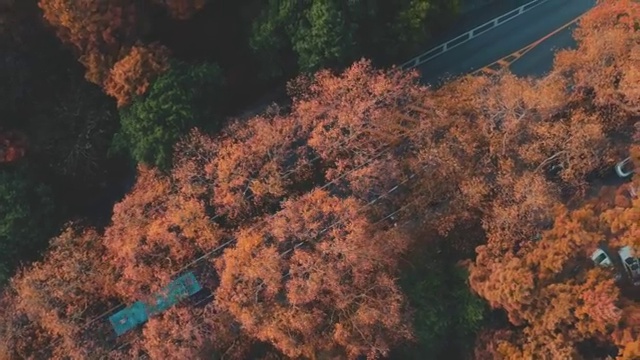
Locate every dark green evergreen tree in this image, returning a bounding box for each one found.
[0,165,56,285]
[249,0,460,78]
[112,60,224,170]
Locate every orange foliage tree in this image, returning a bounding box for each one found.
[208,114,316,221]
[104,42,171,108]
[140,306,253,359]
[614,300,640,360]
[38,0,138,85]
[404,73,570,238]
[554,0,640,115]
[0,225,116,359]
[469,201,623,358]
[293,61,429,214]
[170,127,219,202]
[214,189,413,359]
[469,145,639,357]
[0,291,58,360]
[103,165,224,301]
[171,61,436,225]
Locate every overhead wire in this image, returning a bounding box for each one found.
[110,9,600,357]
[33,127,380,357]
[36,109,425,357]
[112,160,431,359]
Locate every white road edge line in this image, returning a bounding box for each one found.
[401,0,551,69]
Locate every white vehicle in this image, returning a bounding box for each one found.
[591,248,613,267]
[615,157,635,178]
[619,246,640,285]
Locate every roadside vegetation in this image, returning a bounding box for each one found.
[1,0,639,359]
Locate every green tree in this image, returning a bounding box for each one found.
[396,246,486,359]
[111,60,224,170]
[390,0,458,56]
[0,165,56,285]
[249,0,303,79]
[250,0,459,78]
[290,0,354,72]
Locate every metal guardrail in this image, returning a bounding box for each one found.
[401,0,550,69]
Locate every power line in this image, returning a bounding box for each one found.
[110,163,429,359]
[36,76,430,357]
[35,120,421,357]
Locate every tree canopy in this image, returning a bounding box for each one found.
[3,0,640,358]
[214,189,413,359]
[38,0,139,85]
[111,60,224,170]
[250,0,458,77]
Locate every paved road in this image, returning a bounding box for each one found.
[421,0,533,50]
[417,0,596,86]
[509,22,579,78]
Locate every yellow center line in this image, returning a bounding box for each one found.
[470,12,588,76]
[512,15,584,61]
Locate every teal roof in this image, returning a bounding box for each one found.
[107,272,203,336]
[109,301,148,336]
[146,272,202,316]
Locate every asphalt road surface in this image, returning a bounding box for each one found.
[509,21,579,78]
[417,0,597,86]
